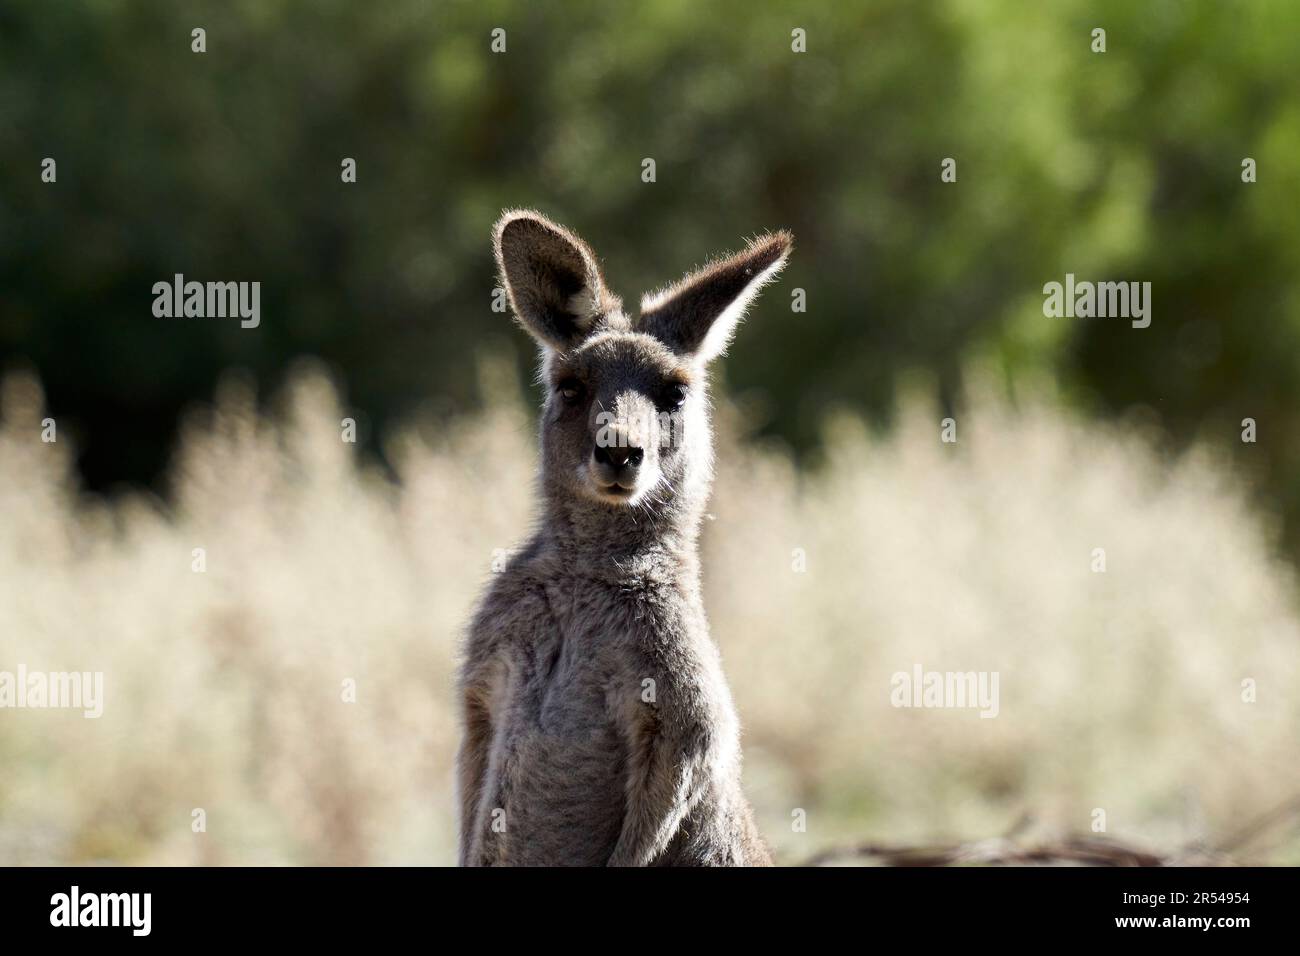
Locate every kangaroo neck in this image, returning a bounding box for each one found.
[539,487,704,580]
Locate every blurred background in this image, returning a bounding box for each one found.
[1,0,1299,864]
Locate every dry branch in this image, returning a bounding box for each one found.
[800,795,1300,867]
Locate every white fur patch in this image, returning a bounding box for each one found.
[696,254,787,361]
[640,245,790,361]
[567,287,603,330]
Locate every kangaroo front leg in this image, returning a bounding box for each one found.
[456,687,492,866]
[607,710,710,867]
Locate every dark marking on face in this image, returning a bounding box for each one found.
[549,333,695,416]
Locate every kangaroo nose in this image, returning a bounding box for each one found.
[594,441,644,469]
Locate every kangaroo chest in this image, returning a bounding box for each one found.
[479,586,645,864]
[514,579,648,737]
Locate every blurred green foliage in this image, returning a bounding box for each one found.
[2,0,1299,548]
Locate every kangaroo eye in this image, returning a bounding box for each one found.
[662,383,688,410]
[557,379,585,404]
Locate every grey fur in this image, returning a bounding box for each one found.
[458,210,792,866]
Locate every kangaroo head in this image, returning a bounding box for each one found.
[493,209,792,514]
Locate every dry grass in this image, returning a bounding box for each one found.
[2,360,1298,865]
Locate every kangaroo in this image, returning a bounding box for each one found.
[457,210,792,866]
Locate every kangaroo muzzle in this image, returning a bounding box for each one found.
[591,423,645,492]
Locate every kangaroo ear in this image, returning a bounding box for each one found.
[638,231,792,362]
[493,210,622,352]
